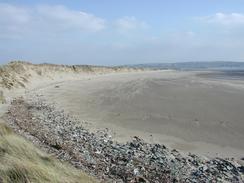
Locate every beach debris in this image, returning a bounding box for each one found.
[4,94,244,182]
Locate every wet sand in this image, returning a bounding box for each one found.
[36,70,244,159]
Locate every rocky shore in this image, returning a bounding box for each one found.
[4,94,244,182]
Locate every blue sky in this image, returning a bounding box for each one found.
[0,0,244,65]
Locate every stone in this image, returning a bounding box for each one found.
[238,166,244,173]
[5,95,244,183]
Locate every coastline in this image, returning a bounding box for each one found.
[1,62,244,182]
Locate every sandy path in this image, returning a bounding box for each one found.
[35,70,244,159]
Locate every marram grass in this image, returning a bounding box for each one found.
[0,122,97,183]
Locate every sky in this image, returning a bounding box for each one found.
[0,0,244,65]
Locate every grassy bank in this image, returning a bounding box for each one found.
[0,122,97,183]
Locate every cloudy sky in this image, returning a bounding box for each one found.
[0,0,244,65]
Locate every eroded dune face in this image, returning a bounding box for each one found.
[39,71,244,158]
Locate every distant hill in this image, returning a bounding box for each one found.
[131,61,244,70]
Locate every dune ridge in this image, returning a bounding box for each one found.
[0,61,144,90]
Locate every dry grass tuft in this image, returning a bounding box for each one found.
[0,122,97,183]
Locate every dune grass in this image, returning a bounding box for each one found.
[0,122,97,183]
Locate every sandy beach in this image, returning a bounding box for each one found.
[2,1,244,181]
[32,70,244,159]
[1,63,244,182]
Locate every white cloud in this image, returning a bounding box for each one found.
[0,3,150,40]
[199,12,244,25]
[0,3,31,38]
[115,16,148,32]
[0,3,30,24]
[36,5,106,32]
[0,3,106,39]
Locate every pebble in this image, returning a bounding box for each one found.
[4,94,244,183]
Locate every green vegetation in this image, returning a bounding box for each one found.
[0,122,96,183]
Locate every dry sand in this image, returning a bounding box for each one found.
[33,70,244,159]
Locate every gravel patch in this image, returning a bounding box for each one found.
[4,94,244,182]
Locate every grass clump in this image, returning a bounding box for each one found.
[0,122,96,183]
